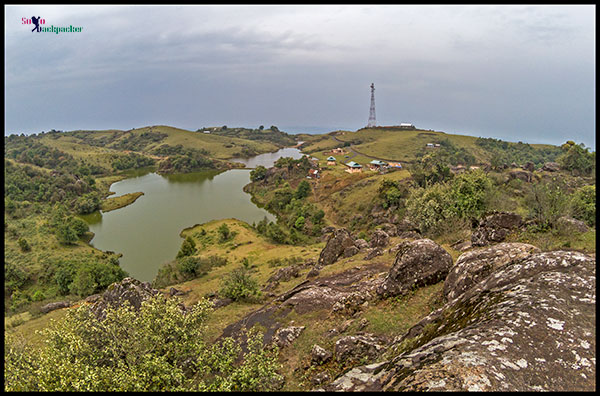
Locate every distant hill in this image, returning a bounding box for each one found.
[302,127,564,168]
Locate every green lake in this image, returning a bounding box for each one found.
[81,148,303,282]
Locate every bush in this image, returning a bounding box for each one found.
[448,170,492,220]
[17,237,31,252]
[220,266,262,303]
[406,183,454,234]
[4,296,282,391]
[217,224,232,243]
[176,236,196,258]
[250,165,267,182]
[56,223,79,245]
[294,180,311,199]
[558,142,595,176]
[571,185,595,227]
[525,181,571,230]
[406,170,493,235]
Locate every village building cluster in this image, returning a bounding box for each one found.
[306,147,403,179]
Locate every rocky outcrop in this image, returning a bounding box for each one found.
[318,228,356,266]
[522,161,535,172]
[40,300,71,314]
[322,250,596,391]
[556,216,589,233]
[541,162,560,172]
[354,239,370,250]
[90,277,160,320]
[220,263,389,346]
[508,169,533,182]
[311,344,333,365]
[376,239,453,298]
[364,247,384,260]
[334,334,387,365]
[471,212,523,247]
[443,243,540,302]
[273,325,305,348]
[377,223,398,237]
[369,229,390,248]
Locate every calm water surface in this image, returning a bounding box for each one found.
[82,147,301,282]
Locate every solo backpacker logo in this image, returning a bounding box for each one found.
[22,16,83,34]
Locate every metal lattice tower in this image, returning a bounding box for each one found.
[367,83,376,127]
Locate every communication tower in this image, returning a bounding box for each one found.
[367,83,376,127]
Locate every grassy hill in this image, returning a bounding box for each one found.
[302,127,563,167]
[45,125,282,162]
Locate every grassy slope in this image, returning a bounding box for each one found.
[306,127,558,165]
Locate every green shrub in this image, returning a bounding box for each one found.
[17,237,31,252]
[176,236,197,258]
[4,295,282,391]
[571,185,595,227]
[250,165,267,182]
[295,180,311,199]
[220,266,262,303]
[525,181,571,230]
[217,224,232,243]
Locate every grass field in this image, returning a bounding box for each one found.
[100,191,145,212]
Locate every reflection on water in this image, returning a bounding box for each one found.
[231,146,304,168]
[82,169,276,282]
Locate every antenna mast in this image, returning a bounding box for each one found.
[367,83,376,127]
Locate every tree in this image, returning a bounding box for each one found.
[176,236,197,258]
[4,295,282,391]
[57,223,79,245]
[217,223,232,242]
[295,180,311,199]
[250,165,267,182]
[69,216,89,236]
[557,143,595,176]
[571,185,595,227]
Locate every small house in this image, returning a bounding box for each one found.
[387,162,402,169]
[400,123,414,128]
[368,160,388,170]
[345,161,363,173]
[308,169,320,179]
[426,143,435,148]
[331,147,345,154]
[326,156,337,166]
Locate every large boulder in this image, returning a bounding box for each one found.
[377,223,398,237]
[522,161,535,172]
[90,277,161,320]
[443,242,541,302]
[376,239,453,298]
[334,334,387,365]
[369,229,390,248]
[273,325,305,348]
[354,239,370,250]
[541,162,560,172]
[318,228,356,266]
[311,344,333,365]
[556,216,589,233]
[471,212,523,247]
[40,300,71,314]
[322,250,596,391]
[508,169,533,182]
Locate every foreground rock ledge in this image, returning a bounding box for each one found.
[321,250,596,391]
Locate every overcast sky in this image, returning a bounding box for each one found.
[4,5,596,148]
